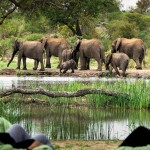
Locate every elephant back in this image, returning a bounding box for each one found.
[62,48,72,62]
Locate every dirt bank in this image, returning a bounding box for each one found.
[1,68,150,78]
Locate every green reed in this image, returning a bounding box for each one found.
[1,79,150,109]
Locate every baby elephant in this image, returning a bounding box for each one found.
[105,53,129,77]
[60,59,76,73]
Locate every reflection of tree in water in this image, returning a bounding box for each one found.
[8,106,150,140]
[2,104,150,140]
[17,80,41,89]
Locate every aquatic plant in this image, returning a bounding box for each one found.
[0,78,149,109]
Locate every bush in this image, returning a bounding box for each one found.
[67,36,79,49]
[101,39,111,52]
[0,15,25,38]
[106,20,138,39]
[125,12,150,31]
[22,33,43,41]
[137,30,150,48]
[0,38,15,59]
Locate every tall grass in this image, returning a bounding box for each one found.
[1,79,150,109]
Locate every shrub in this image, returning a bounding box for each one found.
[22,33,43,41]
[106,20,138,39]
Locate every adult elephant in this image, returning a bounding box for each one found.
[73,39,105,70]
[40,37,69,68]
[111,38,146,69]
[7,40,45,71]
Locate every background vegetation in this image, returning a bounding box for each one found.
[0,0,150,67]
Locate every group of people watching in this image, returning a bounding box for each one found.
[0,117,150,150]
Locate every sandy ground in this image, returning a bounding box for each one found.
[53,140,122,150]
[1,68,150,78]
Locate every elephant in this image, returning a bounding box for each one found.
[62,48,72,62]
[73,39,105,71]
[71,50,79,69]
[60,59,76,73]
[7,40,45,71]
[111,38,146,69]
[40,37,69,68]
[105,53,129,77]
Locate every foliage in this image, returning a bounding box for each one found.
[0,38,15,59]
[136,0,150,13]
[0,79,150,109]
[24,15,52,33]
[0,0,150,58]
[124,12,150,30]
[22,33,43,41]
[106,20,138,39]
[0,14,25,38]
[37,0,119,36]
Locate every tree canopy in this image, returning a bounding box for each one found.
[0,0,120,36]
[136,0,150,13]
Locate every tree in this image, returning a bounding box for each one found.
[0,0,120,36]
[0,0,20,25]
[136,0,150,13]
[37,0,120,36]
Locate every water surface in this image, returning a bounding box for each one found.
[0,76,150,141]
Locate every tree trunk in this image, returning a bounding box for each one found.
[0,87,130,98]
[65,19,82,36]
[75,19,82,36]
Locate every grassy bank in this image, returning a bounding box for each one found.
[1,78,150,109]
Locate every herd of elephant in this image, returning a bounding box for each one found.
[7,37,146,77]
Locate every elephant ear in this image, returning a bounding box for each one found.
[115,38,121,51]
[14,39,20,51]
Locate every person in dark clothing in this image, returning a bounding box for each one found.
[119,126,150,147]
[0,117,55,150]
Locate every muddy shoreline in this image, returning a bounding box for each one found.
[1,68,150,78]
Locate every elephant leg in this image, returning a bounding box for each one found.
[39,59,45,71]
[86,58,90,70]
[109,65,113,74]
[46,52,51,68]
[80,55,87,70]
[33,60,38,70]
[71,68,74,73]
[75,59,78,69]
[122,70,126,77]
[139,58,143,68]
[63,69,67,73]
[16,54,22,70]
[57,56,62,68]
[133,57,142,70]
[121,63,128,77]
[113,65,120,76]
[22,57,27,70]
[96,60,102,71]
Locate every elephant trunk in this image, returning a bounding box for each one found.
[7,51,17,67]
[71,51,79,68]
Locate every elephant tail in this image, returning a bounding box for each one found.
[43,48,46,66]
[99,46,105,64]
[142,45,146,67]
